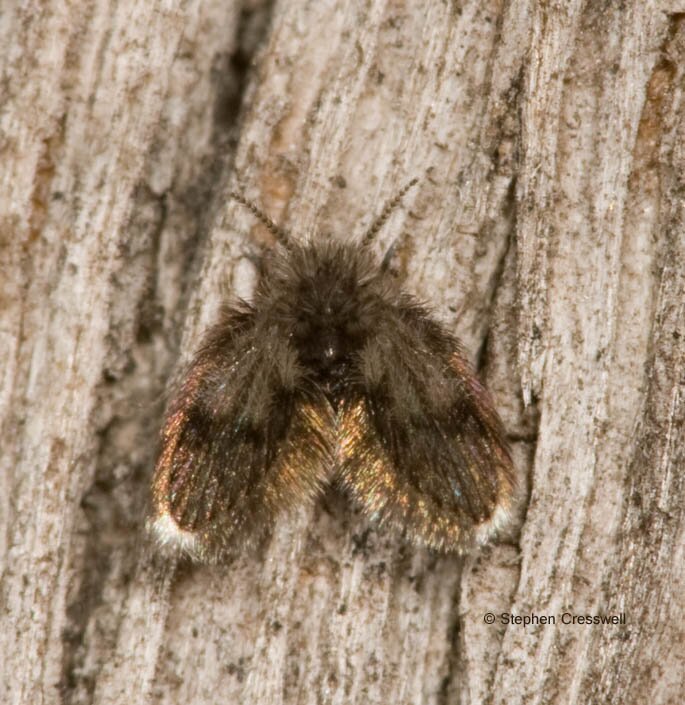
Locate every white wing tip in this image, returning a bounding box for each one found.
[474,501,513,546]
[147,513,202,556]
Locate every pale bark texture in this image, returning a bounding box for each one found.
[1,1,684,704]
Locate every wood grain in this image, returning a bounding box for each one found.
[1,2,682,704]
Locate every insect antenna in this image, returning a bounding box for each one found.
[361,177,419,246]
[230,191,291,247]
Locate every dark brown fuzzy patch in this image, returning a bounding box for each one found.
[149,199,515,562]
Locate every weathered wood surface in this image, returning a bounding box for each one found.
[1,1,683,704]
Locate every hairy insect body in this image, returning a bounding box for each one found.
[149,187,515,562]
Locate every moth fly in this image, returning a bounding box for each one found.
[148,179,515,562]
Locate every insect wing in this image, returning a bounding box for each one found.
[149,309,336,561]
[337,310,515,552]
